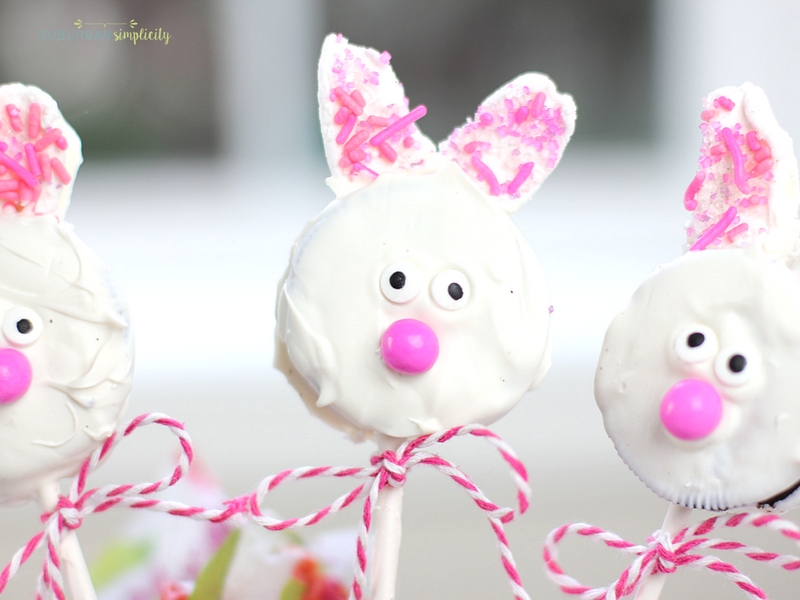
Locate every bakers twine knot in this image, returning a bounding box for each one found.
[649,529,677,575]
[544,512,800,600]
[48,497,82,531]
[371,449,408,487]
[0,413,194,600]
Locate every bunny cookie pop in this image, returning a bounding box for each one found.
[594,83,800,599]
[276,34,575,599]
[0,84,133,599]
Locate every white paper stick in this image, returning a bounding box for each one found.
[634,504,693,600]
[370,434,406,600]
[37,482,97,600]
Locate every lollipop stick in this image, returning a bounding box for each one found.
[634,504,692,600]
[371,434,406,600]
[37,482,98,600]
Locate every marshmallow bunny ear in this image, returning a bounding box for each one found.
[0,84,82,221]
[319,34,442,197]
[684,83,800,257]
[440,73,576,214]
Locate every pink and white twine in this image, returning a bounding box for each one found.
[544,512,800,600]
[0,415,533,600]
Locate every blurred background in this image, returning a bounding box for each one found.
[1,1,800,598]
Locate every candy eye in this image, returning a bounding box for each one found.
[674,325,718,364]
[2,307,44,347]
[431,269,470,310]
[715,347,756,386]
[380,262,422,304]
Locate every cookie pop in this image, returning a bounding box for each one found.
[0,84,134,599]
[595,83,800,599]
[276,34,575,599]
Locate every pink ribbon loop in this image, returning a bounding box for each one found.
[0,413,194,600]
[544,511,800,600]
[247,424,533,600]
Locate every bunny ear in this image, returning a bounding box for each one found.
[684,83,800,256]
[318,34,442,198]
[0,84,82,221]
[439,73,576,214]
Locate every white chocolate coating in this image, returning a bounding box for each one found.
[0,83,132,504]
[0,215,133,504]
[276,165,552,439]
[596,249,800,511]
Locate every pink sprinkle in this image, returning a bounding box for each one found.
[470,154,500,196]
[507,162,534,195]
[717,96,735,111]
[531,92,546,118]
[514,106,529,124]
[344,129,369,152]
[51,157,71,184]
[19,182,32,203]
[352,162,378,177]
[336,114,357,145]
[378,141,397,162]
[0,191,18,202]
[709,145,725,156]
[24,144,40,177]
[690,206,737,251]
[380,51,391,65]
[479,113,494,127]
[0,142,6,152]
[334,106,351,125]
[683,171,706,211]
[751,158,773,177]
[39,152,51,182]
[700,156,712,169]
[722,127,751,194]
[349,148,366,162]
[0,180,19,192]
[367,115,390,128]
[754,146,771,162]
[746,131,762,152]
[402,136,414,149]
[700,109,715,121]
[34,128,62,152]
[351,90,366,108]
[5,105,22,132]
[0,153,37,187]
[28,103,41,139]
[464,141,481,154]
[334,86,364,117]
[370,105,427,147]
[56,136,68,151]
[726,223,749,241]
[338,155,352,168]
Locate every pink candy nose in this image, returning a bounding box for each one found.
[659,378,722,441]
[380,318,439,375]
[0,348,32,404]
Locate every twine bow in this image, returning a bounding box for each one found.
[115,424,533,600]
[0,413,194,600]
[544,512,800,600]
[0,420,532,600]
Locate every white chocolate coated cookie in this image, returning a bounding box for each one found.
[0,84,133,504]
[276,166,552,439]
[0,215,133,504]
[596,249,800,512]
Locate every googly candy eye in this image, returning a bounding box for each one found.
[715,346,756,386]
[380,262,423,304]
[2,307,44,347]
[431,269,470,310]
[674,325,718,364]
